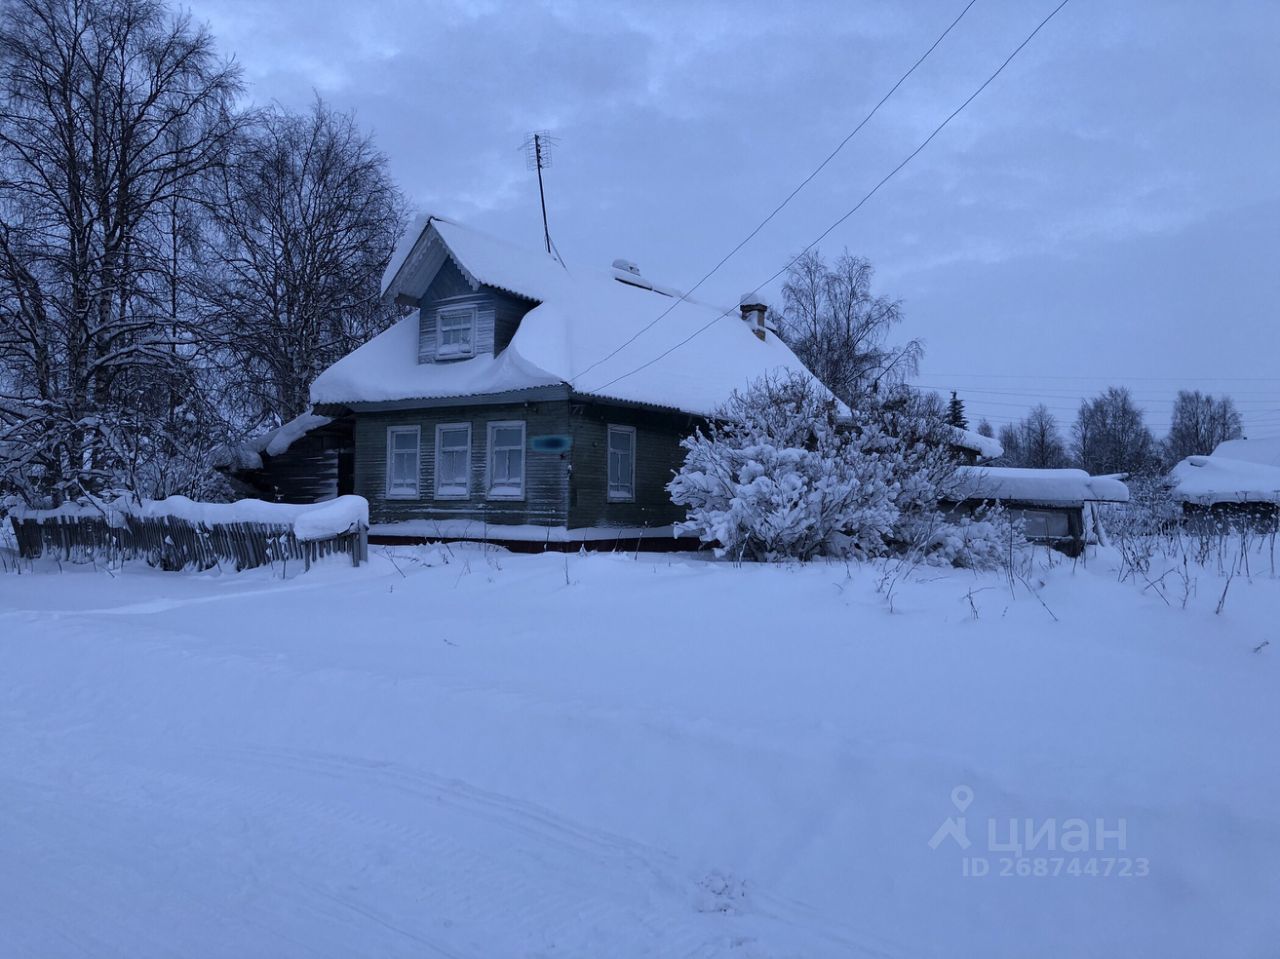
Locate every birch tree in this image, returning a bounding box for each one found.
[1164,390,1242,463]
[1072,387,1157,476]
[0,0,241,502]
[201,99,404,426]
[779,249,921,404]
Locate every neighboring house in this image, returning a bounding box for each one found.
[1168,437,1280,529]
[220,412,355,504]
[944,466,1130,556]
[308,215,821,546]
[951,428,1003,465]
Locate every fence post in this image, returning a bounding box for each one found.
[358,523,368,566]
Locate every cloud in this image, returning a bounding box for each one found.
[185,0,1280,428]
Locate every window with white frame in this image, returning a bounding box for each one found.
[386,426,420,498]
[607,425,635,501]
[487,421,525,498]
[436,306,475,358]
[434,423,471,498]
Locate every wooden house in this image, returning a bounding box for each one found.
[309,216,822,547]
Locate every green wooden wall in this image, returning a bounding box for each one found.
[354,398,699,531]
[568,402,697,530]
[355,400,572,527]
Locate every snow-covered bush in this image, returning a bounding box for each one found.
[902,505,1027,570]
[1102,474,1181,541]
[669,374,1021,566]
[668,374,899,562]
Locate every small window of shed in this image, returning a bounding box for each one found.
[1016,509,1071,539]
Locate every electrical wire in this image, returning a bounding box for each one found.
[569,0,979,384]
[579,0,1074,397]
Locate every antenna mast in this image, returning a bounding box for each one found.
[523,131,558,255]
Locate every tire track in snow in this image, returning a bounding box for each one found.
[45,742,719,955]
[201,743,902,957]
[33,736,897,956]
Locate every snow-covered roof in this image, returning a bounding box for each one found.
[248,411,334,458]
[319,216,823,418]
[952,427,1002,461]
[1168,455,1280,506]
[952,467,1130,506]
[1210,437,1280,469]
[217,410,336,471]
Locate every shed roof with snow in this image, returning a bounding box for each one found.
[952,466,1130,507]
[951,427,1002,462]
[1208,437,1280,469]
[220,411,336,471]
[311,215,823,418]
[1168,453,1280,506]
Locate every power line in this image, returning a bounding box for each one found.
[916,382,1280,398]
[915,384,1280,407]
[923,371,1280,382]
[569,0,978,385]
[580,0,1074,397]
[967,411,1280,430]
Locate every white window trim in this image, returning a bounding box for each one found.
[606,424,636,502]
[486,420,526,501]
[434,422,471,500]
[435,305,477,359]
[385,425,421,500]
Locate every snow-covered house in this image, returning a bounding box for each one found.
[951,427,1003,465]
[1168,437,1280,529]
[945,466,1130,555]
[309,216,821,543]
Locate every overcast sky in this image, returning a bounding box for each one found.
[189,0,1280,438]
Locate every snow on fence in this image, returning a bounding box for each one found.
[7,495,369,572]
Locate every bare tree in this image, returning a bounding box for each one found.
[1165,390,1243,463]
[201,98,404,425]
[1072,387,1157,476]
[0,0,241,502]
[996,423,1022,466]
[1019,404,1068,468]
[779,249,921,404]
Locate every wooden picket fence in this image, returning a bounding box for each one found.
[8,511,367,572]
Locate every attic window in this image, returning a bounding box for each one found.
[437,306,475,358]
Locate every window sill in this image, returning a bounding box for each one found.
[486,490,526,502]
[434,490,470,501]
[607,494,636,503]
[386,491,420,500]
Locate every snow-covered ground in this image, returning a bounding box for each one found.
[1,540,1278,957]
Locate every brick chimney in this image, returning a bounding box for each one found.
[739,293,767,341]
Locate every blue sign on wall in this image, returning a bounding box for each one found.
[530,434,572,453]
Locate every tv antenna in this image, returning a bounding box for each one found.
[523,131,559,255]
